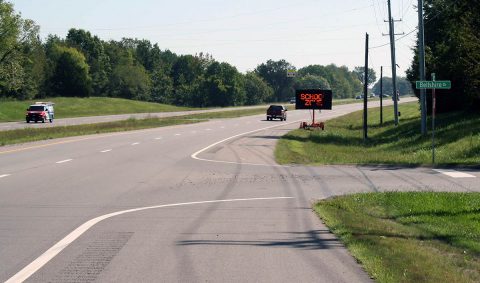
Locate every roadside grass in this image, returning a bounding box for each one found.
[0,108,266,146]
[0,97,194,122]
[315,192,480,283]
[333,96,391,106]
[0,96,381,122]
[275,102,480,166]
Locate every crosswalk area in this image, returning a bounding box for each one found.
[433,169,477,178]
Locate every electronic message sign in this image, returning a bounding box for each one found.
[295,89,332,110]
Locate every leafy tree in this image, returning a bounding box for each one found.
[294,74,330,90]
[353,66,377,86]
[66,29,111,96]
[298,64,361,98]
[0,0,44,99]
[372,77,413,96]
[202,62,245,107]
[170,55,204,106]
[255,59,295,102]
[110,63,151,100]
[50,45,92,97]
[407,0,480,111]
[151,68,174,103]
[244,72,273,105]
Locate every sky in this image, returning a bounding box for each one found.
[11,0,419,77]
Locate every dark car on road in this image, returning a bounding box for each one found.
[266,105,287,121]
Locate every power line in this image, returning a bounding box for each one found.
[41,3,375,33]
[369,0,460,49]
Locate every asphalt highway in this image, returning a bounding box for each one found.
[1,98,478,282]
[0,105,267,131]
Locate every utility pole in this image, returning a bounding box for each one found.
[386,0,401,126]
[363,33,369,141]
[380,66,383,125]
[418,0,427,135]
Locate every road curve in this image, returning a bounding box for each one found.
[1,97,478,282]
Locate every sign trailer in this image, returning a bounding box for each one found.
[295,89,333,129]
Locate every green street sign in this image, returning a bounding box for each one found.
[416,80,451,89]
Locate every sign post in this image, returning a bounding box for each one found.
[416,76,451,165]
[432,73,436,164]
[287,69,297,78]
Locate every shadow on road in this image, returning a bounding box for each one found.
[177,229,343,250]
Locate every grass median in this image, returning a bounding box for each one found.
[316,192,480,282]
[0,108,265,146]
[275,102,480,166]
[0,97,196,122]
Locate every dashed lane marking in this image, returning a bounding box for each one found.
[56,159,73,164]
[434,169,476,178]
[100,149,112,153]
[131,142,140,146]
[5,196,294,283]
[155,137,163,140]
[0,174,10,178]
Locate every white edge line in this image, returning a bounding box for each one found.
[191,120,302,167]
[0,174,11,178]
[55,159,72,164]
[5,196,294,283]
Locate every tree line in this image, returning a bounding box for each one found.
[0,1,368,107]
[407,0,480,112]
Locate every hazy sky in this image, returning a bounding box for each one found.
[12,0,419,77]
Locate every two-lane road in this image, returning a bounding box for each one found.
[1,98,478,282]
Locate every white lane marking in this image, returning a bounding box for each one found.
[220,126,225,129]
[175,134,181,136]
[100,149,112,153]
[56,159,72,164]
[191,120,301,167]
[131,142,140,146]
[434,169,476,178]
[0,174,11,178]
[155,137,163,140]
[6,196,294,283]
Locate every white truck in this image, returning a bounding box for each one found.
[26,102,55,123]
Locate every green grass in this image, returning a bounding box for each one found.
[0,97,194,122]
[0,97,375,123]
[333,97,382,105]
[0,108,266,146]
[315,192,480,283]
[275,102,480,166]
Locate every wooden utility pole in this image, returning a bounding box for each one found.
[386,0,400,126]
[363,33,369,141]
[418,0,427,135]
[380,66,383,125]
